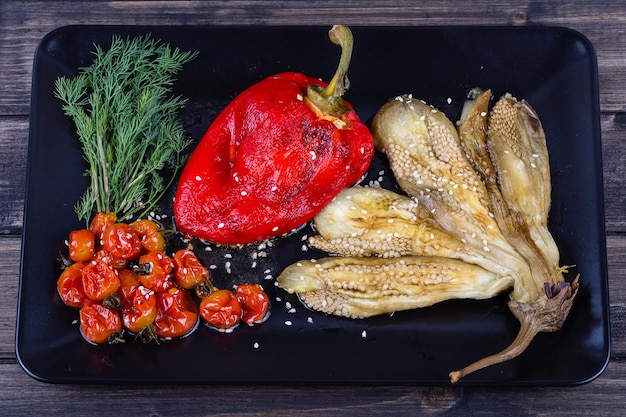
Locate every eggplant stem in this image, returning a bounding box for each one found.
[449,276,579,383]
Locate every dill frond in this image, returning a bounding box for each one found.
[54,34,198,222]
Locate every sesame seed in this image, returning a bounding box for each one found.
[195,175,202,181]
[296,94,303,101]
[241,190,248,196]
[253,342,260,349]
[285,321,293,326]
[307,317,314,324]
[217,223,225,228]
[362,330,367,338]
[272,226,279,232]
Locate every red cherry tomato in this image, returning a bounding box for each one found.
[122,286,157,335]
[173,249,209,290]
[57,262,88,308]
[153,287,199,339]
[89,212,117,239]
[137,251,174,292]
[118,269,141,305]
[81,259,120,302]
[94,248,128,269]
[236,284,270,325]
[199,289,242,331]
[101,223,142,260]
[68,229,96,263]
[130,219,165,253]
[79,300,122,345]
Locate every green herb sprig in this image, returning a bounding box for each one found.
[54,34,199,222]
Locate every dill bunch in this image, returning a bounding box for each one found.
[54,34,199,222]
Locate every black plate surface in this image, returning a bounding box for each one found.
[18,25,609,385]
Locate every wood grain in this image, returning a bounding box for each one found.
[1,1,626,114]
[1,1,625,415]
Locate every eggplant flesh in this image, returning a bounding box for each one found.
[277,90,578,383]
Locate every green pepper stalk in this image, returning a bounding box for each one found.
[306,24,354,118]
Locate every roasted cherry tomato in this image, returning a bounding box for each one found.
[199,289,242,331]
[117,268,141,305]
[79,300,122,345]
[153,287,199,339]
[130,219,165,253]
[57,262,88,308]
[236,284,270,325]
[122,285,157,336]
[137,251,174,292]
[81,259,120,302]
[68,229,96,263]
[173,249,209,290]
[101,223,142,260]
[89,212,117,239]
[94,248,128,269]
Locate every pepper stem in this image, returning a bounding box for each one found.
[307,25,354,118]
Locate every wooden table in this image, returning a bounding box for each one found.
[2,1,625,415]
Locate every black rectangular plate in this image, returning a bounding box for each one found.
[17,25,609,385]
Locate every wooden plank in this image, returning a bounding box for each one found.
[0,236,21,356]
[3,233,625,358]
[1,1,626,115]
[0,116,27,235]
[0,358,624,416]
[1,112,625,235]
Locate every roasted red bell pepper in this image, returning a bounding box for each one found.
[174,25,374,245]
